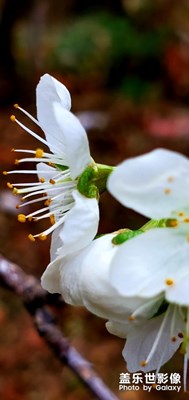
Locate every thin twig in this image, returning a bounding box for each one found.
[0,255,119,400]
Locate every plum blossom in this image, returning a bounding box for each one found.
[107,148,189,388]
[4,73,111,256]
[41,228,186,384]
[41,232,164,325]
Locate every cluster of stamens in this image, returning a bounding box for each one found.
[3,104,76,241]
[127,299,187,384]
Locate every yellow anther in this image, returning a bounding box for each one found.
[16,204,20,209]
[167,176,174,182]
[48,162,55,166]
[44,199,52,206]
[39,234,47,241]
[184,218,189,223]
[165,278,174,286]
[168,219,178,228]
[140,360,148,367]
[50,215,55,225]
[186,235,189,242]
[7,182,13,189]
[14,103,19,109]
[28,217,33,222]
[35,148,44,158]
[39,177,45,183]
[178,211,184,217]
[14,159,20,165]
[28,234,35,242]
[11,148,15,152]
[18,214,26,223]
[12,188,18,195]
[10,115,16,122]
[49,178,55,184]
[3,171,8,175]
[128,315,135,321]
[164,188,171,195]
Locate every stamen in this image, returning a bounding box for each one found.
[44,199,52,206]
[18,214,26,223]
[3,171,8,175]
[170,305,178,339]
[12,116,49,147]
[165,278,174,286]
[5,169,54,175]
[39,234,47,241]
[140,361,148,367]
[164,188,171,195]
[28,234,35,242]
[167,176,174,182]
[35,148,44,158]
[14,103,40,126]
[34,214,67,238]
[13,149,36,154]
[129,294,163,320]
[17,195,49,208]
[128,315,135,321]
[140,307,171,367]
[7,182,13,189]
[50,215,55,225]
[183,353,188,392]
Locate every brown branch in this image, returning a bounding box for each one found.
[0,255,119,400]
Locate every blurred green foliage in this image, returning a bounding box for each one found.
[49,12,170,99]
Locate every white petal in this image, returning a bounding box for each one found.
[50,228,63,261]
[41,256,62,294]
[37,73,71,113]
[59,233,164,322]
[52,104,91,178]
[60,233,148,319]
[106,320,129,338]
[59,190,99,256]
[110,228,189,297]
[166,273,189,305]
[108,148,189,219]
[123,309,183,372]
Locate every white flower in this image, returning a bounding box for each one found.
[107,148,189,386]
[4,74,100,255]
[41,232,163,321]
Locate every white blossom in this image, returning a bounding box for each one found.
[4,74,99,255]
[107,148,189,387]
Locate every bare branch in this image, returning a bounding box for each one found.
[0,255,119,400]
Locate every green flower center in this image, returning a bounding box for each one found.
[77,163,114,199]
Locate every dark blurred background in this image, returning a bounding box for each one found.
[0,1,189,399]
